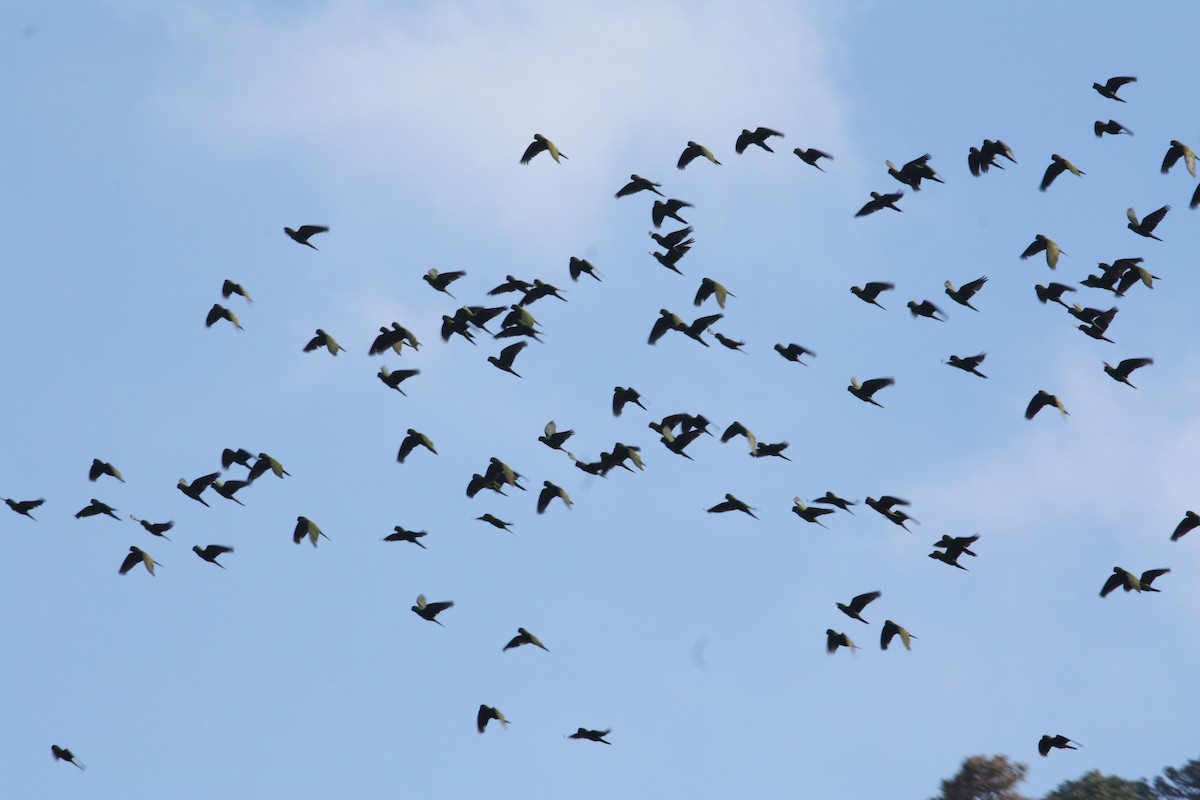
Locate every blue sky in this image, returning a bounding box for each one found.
[4,2,1199,798]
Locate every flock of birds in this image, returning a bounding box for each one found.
[15,73,1200,775]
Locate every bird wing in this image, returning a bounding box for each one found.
[1142,204,1170,231]
[688,312,723,335]
[960,276,988,296]
[499,341,527,366]
[860,378,894,396]
[1025,393,1051,420]
[1171,513,1199,541]
[1140,568,1170,586]
[849,591,881,613]
[192,471,221,492]
[1118,358,1153,376]
[520,139,545,164]
[1100,572,1124,597]
[119,551,140,574]
[1040,161,1065,191]
[295,225,328,239]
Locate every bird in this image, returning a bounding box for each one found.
[476,705,509,733]
[477,514,513,533]
[205,303,242,330]
[212,479,250,506]
[1094,119,1133,137]
[75,498,119,520]
[119,546,159,575]
[928,549,968,570]
[945,353,987,379]
[569,728,612,744]
[855,190,904,216]
[1093,75,1135,101]
[537,481,571,514]
[1161,140,1197,177]
[794,147,832,171]
[423,268,466,298]
[865,495,915,531]
[1039,734,1081,757]
[735,126,784,154]
[836,591,881,624]
[851,282,894,309]
[652,198,693,228]
[774,343,815,365]
[1170,511,1199,541]
[2,497,44,520]
[192,544,233,567]
[612,386,646,416]
[1025,391,1068,420]
[826,629,858,654]
[89,458,124,483]
[489,275,533,297]
[538,421,574,455]
[503,627,549,652]
[814,492,856,513]
[397,429,437,463]
[1099,567,1157,597]
[615,174,663,198]
[378,366,419,396]
[1138,569,1171,593]
[969,139,1017,175]
[659,426,705,460]
[1127,205,1170,240]
[519,133,566,164]
[412,594,453,625]
[1192,184,1200,210]
[650,225,695,252]
[519,279,567,306]
[1103,358,1152,388]
[720,421,756,453]
[650,248,688,275]
[886,153,943,190]
[303,329,345,355]
[293,516,328,547]
[944,276,988,311]
[792,498,835,527]
[284,225,328,249]
[568,256,601,282]
[485,457,525,492]
[383,527,427,547]
[694,277,734,308]
[1021,234,1066,269]
[1035,282,1075,307]
[752,441,789,460]
[488,341,527,378]
[881,620,916,651]
[848,377,894,407]
[933,533,980,559]
[907,299,946,321]
[221,278,252,302]
[714,333,746,352]
[706,493,757,519]
[51,745,84,769]
[1040,154,1084,191]
[247,452,289,483]
[678,141,720,169]
[177,471,220,506]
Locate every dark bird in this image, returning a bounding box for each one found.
[659,426,705,460]
[613,386,646,416]
[177,472,220,506]
[1127,205,1170,240]
[1040,154,1084,191]
[650,248,688,275]
[488,341,527,378]
[75,498,119,520]
[304,329,344,356]
[1021,234,1066,269]
[814,492,856,513]
[881,620,916,651]
[3,497,44,520]
[650,225,694,252]
[929,549,968,570]
[383,526,427,548]
[1079,323,1114,343]
[1170,511,1199,541]
[568,257,601,282]
[694,277,734,308]
[1094,119,1133,137]
[714,333,746,352]
[477,513,513,533]
[1099,567,1152,597]
[866,495,916,531]
[222,278,252,302]
[477,705,509,733]
[720,421,756,453]
[489,275,532,296]
[212,479,250,506]
[412,594,453,625]
[855,190,904,217]
[441,310,477,345]
[945,353,988,379]
[247,452,289,483]
[1192,183,1200,210]
[851,282,894,309]
[907,299,946,321]
[735,126,784,154]
[1138,568,1171,593]
[1103,358,1152,388]
[887,153,943,190]
[51,745,84,770]
[792,498,835,527]
[1115,263,1159,297]
[678,141,720,169]
[825,629,858,654]
[774,342,815,365]
[1025,391,1068,420]
[466,473,506,499]
[193,544,233,567]
[293,516,327,547]
[520,133,566,164]
[848,377,894,407]
[652,198,693,228]
[944,276,988,311]
[1093,75,1136,101]
[503,627,549,652]
[397,429,437,463]
[836,590,881,624]
[88,458,123,483]
[1039,734,1080,757]
[284,225,328,249]
[378,366,419,396]
[205,303,242,330]
[538,421,574,454]
[520,279,567,306]
[970,139,1017,174]
[706,493,757,519]
[423,268,466,298]
[1035,282,1075,307]
[752,441,789,460]
[1161,140,1197,177]
[537,481,572,514]
[569,728,612,744]
[615,174,663,198]
[119,545,159,575]
[933,533,980,559]
[982,139,1017,165]
[485,457,526,492]
[794,147,832,171]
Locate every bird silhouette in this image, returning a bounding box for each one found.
[423,268,466,298]
[1093,75,1135,101]
[89,458,124,483]
[706,493,757,519]
[51,745,84,769]
[247,453,289,483]
[397,429,437,463]
[836,591,881,624]
[537,481,571,513]
[1039,734,1080,756]
[615,174,663,198]
[304,329,345,355]
[178,472,220,506]
[569,728,612,744]
[851,282,894,309]
[412,594,453,625]
[222,278,252,302]
[774,343,815,365]
[794,147,832,171]
[652,198,693,228]
[907,299,946,321]
[476,705,509,733]
[826,629,858,654]
[1103,358,1152,388]
[1025,391,1068,420]
[1021,234,1066,268]
[3,497,44,520]
[568,256,601,282]
[1127,205,1170,240]
[694,277,734,308]
[612,386,646,416]
[205,303,242,330]
[284,225,328,249]
[1170,511,1198,541]
[881,620,916,651]
[1094,119,1132,137]
[945,353,988,379]
[76,498,119,520]
[792,498,835,527]
[814,492,856,514]
[848,377,894,407]
[735,126,784,154]
[293,516,328,547]
[378,366,420,396]
[520,133,566,164]
[488,341,527,378]
[1161,140,1197,177]
[119,546,160,575]
[855,191,903,216]
[477,514,513,533]
[503,627,549,652]
[1040,154,1084,191]
[887,153,942,190]
[383,526,427,548]
[944,276,988,311]
[677,141,720,169]
[192,544,233,567]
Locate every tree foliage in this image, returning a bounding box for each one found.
[1043,769,1152,800]
[931,755,1030,800]
[1153,758,1200,799]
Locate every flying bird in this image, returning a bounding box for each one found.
[3,497,44,520]
[520,133,566,164]
[720,421,756,453]
[1035,283,1075,307]
[1103,358,1152,388]
[378,366,420,396]
[412,594,454,625]
[192,544,233,567]
[88,458,123,483]
[1040,154,1084,191]
[293,516,328,547]
[713,333,746,352]
[677,141,720,169]
[222,279,252,302]
[284,225,328,249]
[397,429,437,463]
[814,492,856,513]
[652,198,693,228]
[774,343,815,365]
[205,303,242,330]
[907,299,946,321]
[477,514,513,533]
[1094,119,1132,137]
[503,627,549,652]
[612,386,646,416]
[836,591,881,624]
[1039,734,1081,757]
[694,277,734,308]
[887,153,943,190]
[568,257,601,282]
[792,498,835,527]
[929,549,968,570]
[1127,205,1170,240]
[881,620,916,651]
[1161,140,1197,177]
[706,493,757,519]
[247,452,289,483]
[177,472,220,506]
[477,705,509,733]
[848,377,894,407]
[538,420,574,454]
[488,341,527,378]
[51,745,84,769]
[222,448,256,470]
[1099,567,1170,597]
[933,533,980,560]
[866,495,916,531]
[735,126,784,154]
[944,276,988,311]
[537,481,571,514]
[615,174,663,198]
[75,498,119,520]
[423,268,465,298]
[212,479,249,506]
[1170,511,1198,541]
[1025,391,1068,420]
[793,147,832,171]
[945,353,988,379]
[569,728,612,744]
[1021,234,1066,269]
[119,546,159,575]
[851,282,894,309]
[1093,75,1135,101]
[303,329,345,355]
[826,629,858,654]
[855,190,904,217]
